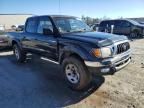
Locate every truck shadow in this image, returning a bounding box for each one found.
[0,53,105,108]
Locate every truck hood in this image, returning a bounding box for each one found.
[62,32,128,47]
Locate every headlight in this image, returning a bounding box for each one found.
[91,47,112,58]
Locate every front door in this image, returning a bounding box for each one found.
[34,16,58,61]
[113,20,122,35]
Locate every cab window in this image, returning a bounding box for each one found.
[37,17,53,34]
[114,20,122,27]
[26,18,38,33]
[100,21,108,27]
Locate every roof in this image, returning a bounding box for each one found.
[101,19,130,22]
[29,15,77,19]
[101,18,144,23]
[129,17,144,22]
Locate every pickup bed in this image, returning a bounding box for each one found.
[0,31,9,48]
[8,15,131,90]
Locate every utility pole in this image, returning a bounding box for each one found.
[59,0,61,14]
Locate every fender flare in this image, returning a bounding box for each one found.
[11,39,22,49]
[59,45,89,64]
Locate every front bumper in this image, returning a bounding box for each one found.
[84,50,131,74]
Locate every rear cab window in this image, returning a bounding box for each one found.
[25,17,38,33]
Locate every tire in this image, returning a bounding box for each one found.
[62,56,91,91]
[130,31,139,38]
[13,44,26,63]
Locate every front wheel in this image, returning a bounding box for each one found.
[62,56,91,91]
[13,44,26,63]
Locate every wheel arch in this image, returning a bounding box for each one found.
[12,40,18,46]
[59,46,88,65]
[11,39,22,49]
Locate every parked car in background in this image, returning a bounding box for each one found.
[98,19,144,38]
[16,25,24,31]
[11,24,24,31]
[0,31,9,49]
[0,25,5,31]
[8,15,131,90]
[11,25,18,30]
[91,23,99,31]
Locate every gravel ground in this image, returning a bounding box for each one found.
[0,39,144,108]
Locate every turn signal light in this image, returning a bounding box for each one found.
[91,49,101,57]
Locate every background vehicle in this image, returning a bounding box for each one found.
[0,31,9,48]
[7,15,131,90]
[91,23,99,31]
[11,25,18,30]
[11,24,24,31]
[0,25,5,31]
[98,19,144,38]
[16,25,24,31]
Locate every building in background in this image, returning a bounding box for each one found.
[0,14,33,30]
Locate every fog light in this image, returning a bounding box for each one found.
[101,68,110,73]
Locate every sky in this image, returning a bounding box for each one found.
[0,0,144,19]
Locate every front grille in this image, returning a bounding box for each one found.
[116,42,130,54]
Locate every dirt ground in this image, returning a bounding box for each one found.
[0,39,144,108]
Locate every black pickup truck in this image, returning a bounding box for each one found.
[8,15,131,90]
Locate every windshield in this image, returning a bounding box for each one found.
[53,17,92,33]
[128,19,141,25]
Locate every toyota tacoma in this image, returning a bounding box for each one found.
[7,15,131,90]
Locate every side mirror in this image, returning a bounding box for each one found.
[43,28,53,35]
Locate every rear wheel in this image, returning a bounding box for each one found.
[13,44,26,63]
[130,31,139,38]
[62,56,91,90]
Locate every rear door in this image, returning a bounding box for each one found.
[22,17,39,51]
[120,20,131,35]
[113,20,131,35]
